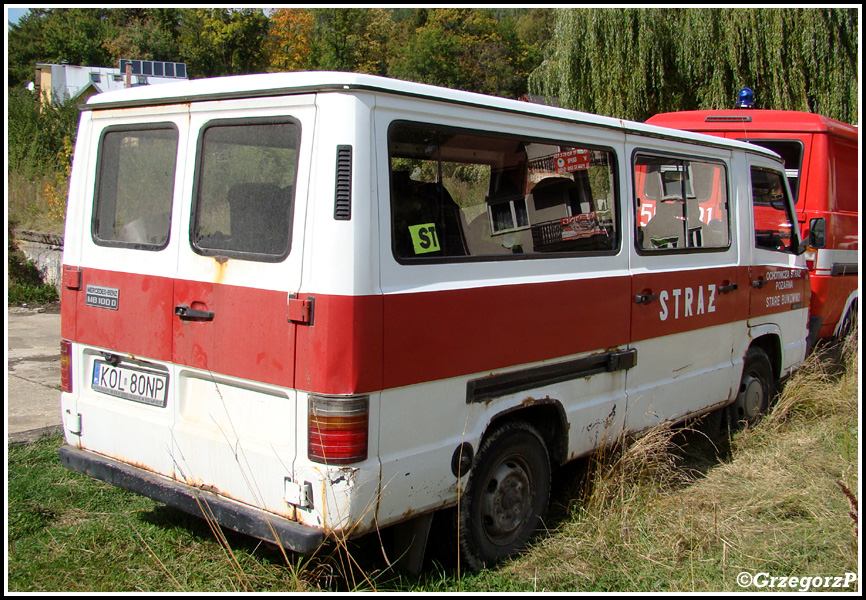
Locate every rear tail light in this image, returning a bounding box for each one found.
[60,340,73,393]
[308,395,369,465]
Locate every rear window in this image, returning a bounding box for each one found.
[389,122,619,261]
[92,125,178,249]
[192,118,300,262]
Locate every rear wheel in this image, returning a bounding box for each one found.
[728,346,774,429]
[838,299,857,340]
[458,421,550,571]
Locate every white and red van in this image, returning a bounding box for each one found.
[647,103,858,347]
[59,73,811,571]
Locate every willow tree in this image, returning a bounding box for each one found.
[529,8,858,124]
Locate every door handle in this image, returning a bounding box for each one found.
[174,304,214,321]
[751,279,769,289]
[719,282,738,293]
[635,293,659,305]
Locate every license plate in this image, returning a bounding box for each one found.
[91,360,169,407]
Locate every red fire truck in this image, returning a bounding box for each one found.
[648,92,858,347]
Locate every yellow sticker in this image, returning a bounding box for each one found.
[409,223,441,254]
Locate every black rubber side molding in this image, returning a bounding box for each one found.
[58,445,325,554]
[466,348,637,404]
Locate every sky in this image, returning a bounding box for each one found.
[7,7,29,28]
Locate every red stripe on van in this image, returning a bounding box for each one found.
[65,264,805,396]
[631,267,744,342]
[293,294,384,394]
[68,268,174,362]
[379,276,633,391]
[66,268,296,388]
[747,266,811,320]
[173,278,296,388]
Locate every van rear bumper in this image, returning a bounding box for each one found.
[58,444,326,554]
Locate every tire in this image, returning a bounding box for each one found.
[838,300,857,340]
[728,346,774,429]
[458,421,551,571]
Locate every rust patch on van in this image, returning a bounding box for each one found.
[585,403,617,434]
[521,395,550,406]
[213,256,229,284]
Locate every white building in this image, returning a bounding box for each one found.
[34,60,188,106]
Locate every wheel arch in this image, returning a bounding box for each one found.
[482,398,569,467]
[745,327,783,380]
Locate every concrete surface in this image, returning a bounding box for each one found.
[13,229,64,295]
[7,304,63,444]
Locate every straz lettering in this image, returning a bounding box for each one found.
[659,285,716,321]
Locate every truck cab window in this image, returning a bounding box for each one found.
[750,167,799,253]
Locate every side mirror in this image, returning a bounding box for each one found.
[808,217,827,249]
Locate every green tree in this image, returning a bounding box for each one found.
[388,8,531,98]
[8,87,80,176]
[102,8,182,64]
[7,8,112,87]
[178,8,270,78]
[530,8,858,124]
[529,9,684,119]
[310,8,394,75]
[7,9,49,87]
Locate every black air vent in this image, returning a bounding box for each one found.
[334,145,352,220]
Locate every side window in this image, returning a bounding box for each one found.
[750,167,798,253]
[192,119,300,261]
[746,140,804,204]
[634,154,729,251]
[389,123,618,261]
[93,126,178,248]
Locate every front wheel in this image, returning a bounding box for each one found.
[458,421,551,571]
[728,346,774,429]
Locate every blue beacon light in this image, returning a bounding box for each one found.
[736,87,755,109]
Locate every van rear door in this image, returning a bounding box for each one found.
[168,97,315,517]
[68,108,188,477]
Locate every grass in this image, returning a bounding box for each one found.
[6,335,860,592]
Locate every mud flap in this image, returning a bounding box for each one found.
[389,512,435,574]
